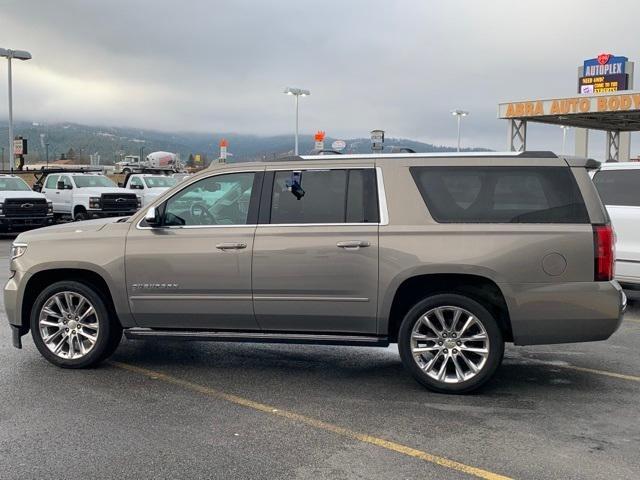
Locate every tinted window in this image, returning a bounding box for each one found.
[593,169,640,207]
[411,166,589,223]
[270,169,378,224]
[163,172,255,226]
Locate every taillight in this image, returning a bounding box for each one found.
[593,224,615,281]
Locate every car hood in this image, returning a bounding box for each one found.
[73,187,133,196]
[0,191,47,200]
[15,216,128,243]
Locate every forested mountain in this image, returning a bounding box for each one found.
[0,122,491,166]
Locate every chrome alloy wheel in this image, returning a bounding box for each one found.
[38,291,100,360]
[410,306,490,384]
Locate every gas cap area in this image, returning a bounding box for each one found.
[542,252,567,276]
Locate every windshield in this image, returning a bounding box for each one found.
[144,176,178,188]
[72,175,117,188]
[0,177,31,191]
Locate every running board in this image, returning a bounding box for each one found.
[124,329,389,347]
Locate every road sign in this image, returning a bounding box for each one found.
[331,140,346,151]
[13,138,27,155]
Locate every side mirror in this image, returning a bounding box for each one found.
[132,184,144,190]
[144,206,161,227]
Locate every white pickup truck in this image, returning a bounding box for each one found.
[0,175,54,232]
[40,172,141,221]
[122,174,178,207]
[591,162,640,290]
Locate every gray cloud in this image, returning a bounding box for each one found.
[1,0,639,158]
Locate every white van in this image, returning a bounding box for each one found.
[592,162,640,289]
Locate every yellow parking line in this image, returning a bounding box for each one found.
[110,361,513,480]
[560,364,640,383]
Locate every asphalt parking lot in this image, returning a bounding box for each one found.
[0,237,638,480]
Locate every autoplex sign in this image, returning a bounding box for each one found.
[583,54,628,77]
[498,92,640,119]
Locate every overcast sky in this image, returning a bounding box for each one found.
[1,0,640,158]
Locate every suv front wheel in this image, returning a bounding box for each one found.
[30,280,122,368]
[398,294,504,394]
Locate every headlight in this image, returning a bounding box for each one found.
[0,202,4,215]
[47,201,53,214]
[136,196,142,208]
[89,196,101,209]
[11,243,27,260]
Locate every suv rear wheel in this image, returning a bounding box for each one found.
[30,281,122,368]
[398,294,504,394]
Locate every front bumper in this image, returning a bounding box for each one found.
[0,215,54,232]
[87,209,138,219]
[505,280,626,345]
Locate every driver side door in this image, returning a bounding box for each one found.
[125,169,264,330]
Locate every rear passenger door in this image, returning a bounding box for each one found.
[252,167,381,334]
[592,168,640,283]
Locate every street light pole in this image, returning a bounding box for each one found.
[451,109,469,152]
[0,48,32,171]
[283,87,310,155]
[45,142,50,166]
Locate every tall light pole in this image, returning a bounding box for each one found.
[0,48,32,171]
[451,109,469,152]
[560,126,571,155]
[283,87,310,155]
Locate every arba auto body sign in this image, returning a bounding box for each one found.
[499,93,640,118]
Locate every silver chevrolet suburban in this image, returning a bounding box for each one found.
[4,152,625,393]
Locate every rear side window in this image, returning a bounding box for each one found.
[269,169,379,224]
[593,169,640,207]
[410,166,589,223]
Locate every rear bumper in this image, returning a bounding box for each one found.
[503,280,626,345]
[0,215,54,231]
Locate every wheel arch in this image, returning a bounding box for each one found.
[21,268,123,335]
[385,273,513,343]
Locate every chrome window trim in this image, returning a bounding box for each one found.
[136,166,390,230]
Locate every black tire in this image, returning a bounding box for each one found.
[122,168,131,175]
[398,294,504,394]
[30,280,121,368]
[74,210,88,221]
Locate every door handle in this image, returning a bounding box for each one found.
[216,242,247,250]
[336,240,370,250]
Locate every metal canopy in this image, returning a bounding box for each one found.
[498,91,640,160]
[507,110,640,132]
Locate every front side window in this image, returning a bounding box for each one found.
[44,175,59,189]
[129,177,143,189]
[0,177,32,191]
[593,169,640,207]
[144,176,177,188]
[72,175,117,188]
[60,176,73,189]
[163,172,255,226]
[411,166,589,223]
[269,169,379,224]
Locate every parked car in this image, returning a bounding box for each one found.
[40,172,141,221]
[591,162,640,290]
[0,175,54,232]
[122,174,178,207]
[5,152,625,393]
